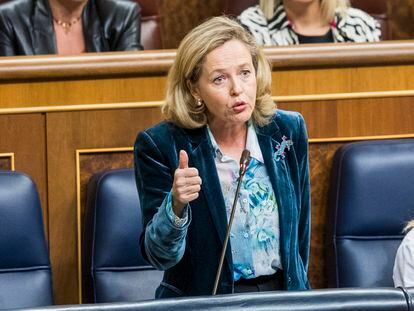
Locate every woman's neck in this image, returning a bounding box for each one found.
[48,0,87,21]
[283,1,330,36]
[209,121,248,160]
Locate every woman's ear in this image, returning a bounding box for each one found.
[187,79,201,101]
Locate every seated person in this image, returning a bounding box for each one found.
[238,0,381,45]
[0,0,143,56]
[393,220,414,287]
[134,16,311,297]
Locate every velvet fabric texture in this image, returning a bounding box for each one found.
[0,0,142,56]
[134,109,311,298]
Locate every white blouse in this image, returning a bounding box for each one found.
[393,228,414,287]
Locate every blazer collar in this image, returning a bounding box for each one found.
[32,0,57,54]
[83,0,109,52]
[256,117,292,271]
[182,126,234,272]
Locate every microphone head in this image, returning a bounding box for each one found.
[239,149,251,175]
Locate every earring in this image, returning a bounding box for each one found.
[196,98,203,107]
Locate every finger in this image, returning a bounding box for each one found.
[181,184,201,195]
[184,192,199,202]
[179,150,189,169]
[183,167,199,177]
[182,176,202,186]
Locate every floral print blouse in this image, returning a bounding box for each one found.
[207,122,282,281]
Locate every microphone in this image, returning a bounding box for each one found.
[212,149,251,295]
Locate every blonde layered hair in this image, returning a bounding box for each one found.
[260,0,350,22]
[162,16,274,129]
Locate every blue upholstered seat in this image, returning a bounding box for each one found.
[326,139,414,287]
[0,170,53,309]
[82,168,162,303]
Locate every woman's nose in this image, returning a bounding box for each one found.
[230,77,243,96]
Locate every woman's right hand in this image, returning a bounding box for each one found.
[172,150,202,217]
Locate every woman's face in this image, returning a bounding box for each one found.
[192,39,257,128]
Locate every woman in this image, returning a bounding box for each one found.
[393,220,414,287]
[134,16,310,298]
[0,0,142,56]
[238,0,381,45]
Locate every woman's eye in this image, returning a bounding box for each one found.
[213,76,225,84]
[241,70,251,78]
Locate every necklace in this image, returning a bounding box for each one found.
[53,16,81,34]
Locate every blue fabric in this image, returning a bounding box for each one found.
[0,171,53,309]
[82,169,163,303]
[134,109,311,297]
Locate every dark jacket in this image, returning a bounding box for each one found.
[0,0,142,56]
[134,110,311,298]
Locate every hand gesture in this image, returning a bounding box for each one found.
[172,150,202,216]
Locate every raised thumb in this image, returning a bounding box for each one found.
[179,150,189,169]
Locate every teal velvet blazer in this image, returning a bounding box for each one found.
[134,109,311,298]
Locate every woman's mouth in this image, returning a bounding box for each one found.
[232,101,248,113]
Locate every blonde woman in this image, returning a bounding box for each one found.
[393,220,414,287]
[239,0,381,45]
[134,16,310,297]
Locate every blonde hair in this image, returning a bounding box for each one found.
[404,220,414,233]
[260,0,350,22]
[162,16,274,129]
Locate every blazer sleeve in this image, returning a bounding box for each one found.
[134,130,189,270]
[112,1,143,51]
[296,113,311,272]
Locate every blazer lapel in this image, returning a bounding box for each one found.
[83,0,108,52]
[184,127,233,272]
[256,119,293,271]
[32,0,57,55]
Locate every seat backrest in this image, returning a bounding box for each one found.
[350,0,389,40]
[0,171,53,309]
[82,168,163,303]
[135,0,163,50]
[326,139,414,287]
[222,0,258,16]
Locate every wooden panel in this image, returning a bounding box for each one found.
[272,64,414,96]
[46,108,161,304]
[0,114,47,234]
[0,76,166,108]
[0,154,13,170]
[388,0,414,40]
[308,142,344,288]
[278,96,414,138]
[161,0,222,48]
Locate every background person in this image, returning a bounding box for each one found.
[134,16,311,298]
[393,220,414,287]
[0,0,142,56]
[238,0,381,45]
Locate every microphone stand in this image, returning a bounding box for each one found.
[212,149,250,295]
